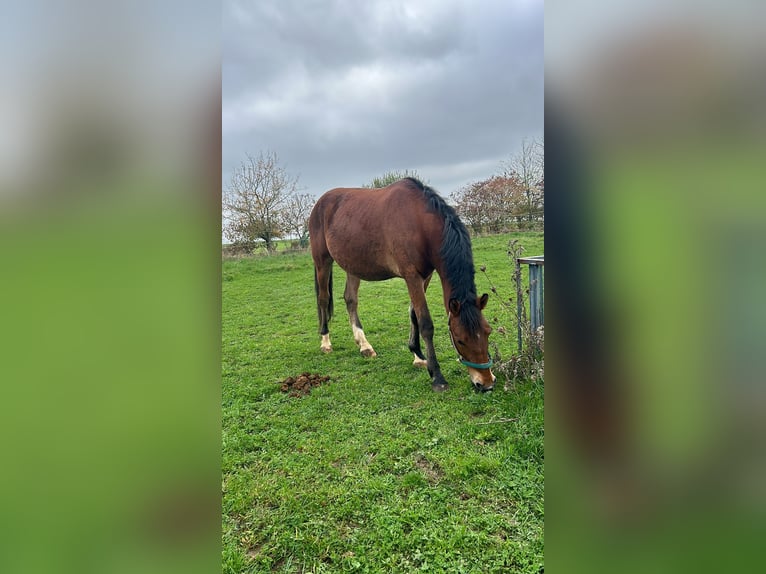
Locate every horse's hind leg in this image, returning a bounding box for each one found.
[344,274,376,357]
[314,258,334,353]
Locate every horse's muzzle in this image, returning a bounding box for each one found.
[472,380,495,393]
[468,368,495,393]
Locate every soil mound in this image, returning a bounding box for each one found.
[279,372,331,397]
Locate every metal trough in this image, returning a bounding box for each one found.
[516,255,544,350]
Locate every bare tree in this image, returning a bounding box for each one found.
[535,137,544,175]
[504,138,544,225]
[281,192,315,248]
[223,151,299,253]
[535,137,544,214]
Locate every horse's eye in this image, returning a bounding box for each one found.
[456,340,465,346]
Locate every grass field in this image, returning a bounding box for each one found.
[222,232,544,573]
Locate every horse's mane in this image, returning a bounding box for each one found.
[401,177,481,334]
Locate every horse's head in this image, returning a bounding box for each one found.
[448,294,496,392]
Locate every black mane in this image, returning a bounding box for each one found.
[402,177,481,334]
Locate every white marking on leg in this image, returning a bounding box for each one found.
[320,333,332,353]
[412,354,428,368]
[352,325,376,357]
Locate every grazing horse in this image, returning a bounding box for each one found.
[309,177,495,392]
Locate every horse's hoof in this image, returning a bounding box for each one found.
[412,357,428,368]
[361,348,377,358]
[320,346,332,353]
[431,383,449,392]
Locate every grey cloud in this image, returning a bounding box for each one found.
[223,0,542,197]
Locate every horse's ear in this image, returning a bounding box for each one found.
[479,293,489,310]
[448,298,461,316]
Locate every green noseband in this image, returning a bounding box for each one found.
[458,357,494,369]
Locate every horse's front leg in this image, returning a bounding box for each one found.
[408,303,428,367]
[408,273,432,368]
[406,279,447,391]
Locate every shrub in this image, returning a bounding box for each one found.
[480,239,544,389]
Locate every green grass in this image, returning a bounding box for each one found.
[222,232,544,573]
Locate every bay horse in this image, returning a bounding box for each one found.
[309,177,495,392]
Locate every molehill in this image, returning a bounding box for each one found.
[279,372,331,397]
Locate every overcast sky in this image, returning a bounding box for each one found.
[223,0,543,200]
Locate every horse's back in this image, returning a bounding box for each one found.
[309,180,441,280]
[312,181,427,233]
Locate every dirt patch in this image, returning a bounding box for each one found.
[279,372,331,397]
[414,453,445,484]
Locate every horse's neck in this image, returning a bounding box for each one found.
[435,269,456,313]
[436,265,476,312]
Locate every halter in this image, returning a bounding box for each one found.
[447,312,494,370]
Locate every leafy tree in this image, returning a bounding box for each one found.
[362,169,424,189]
[452,175,527,234]
[223,151,300,252]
